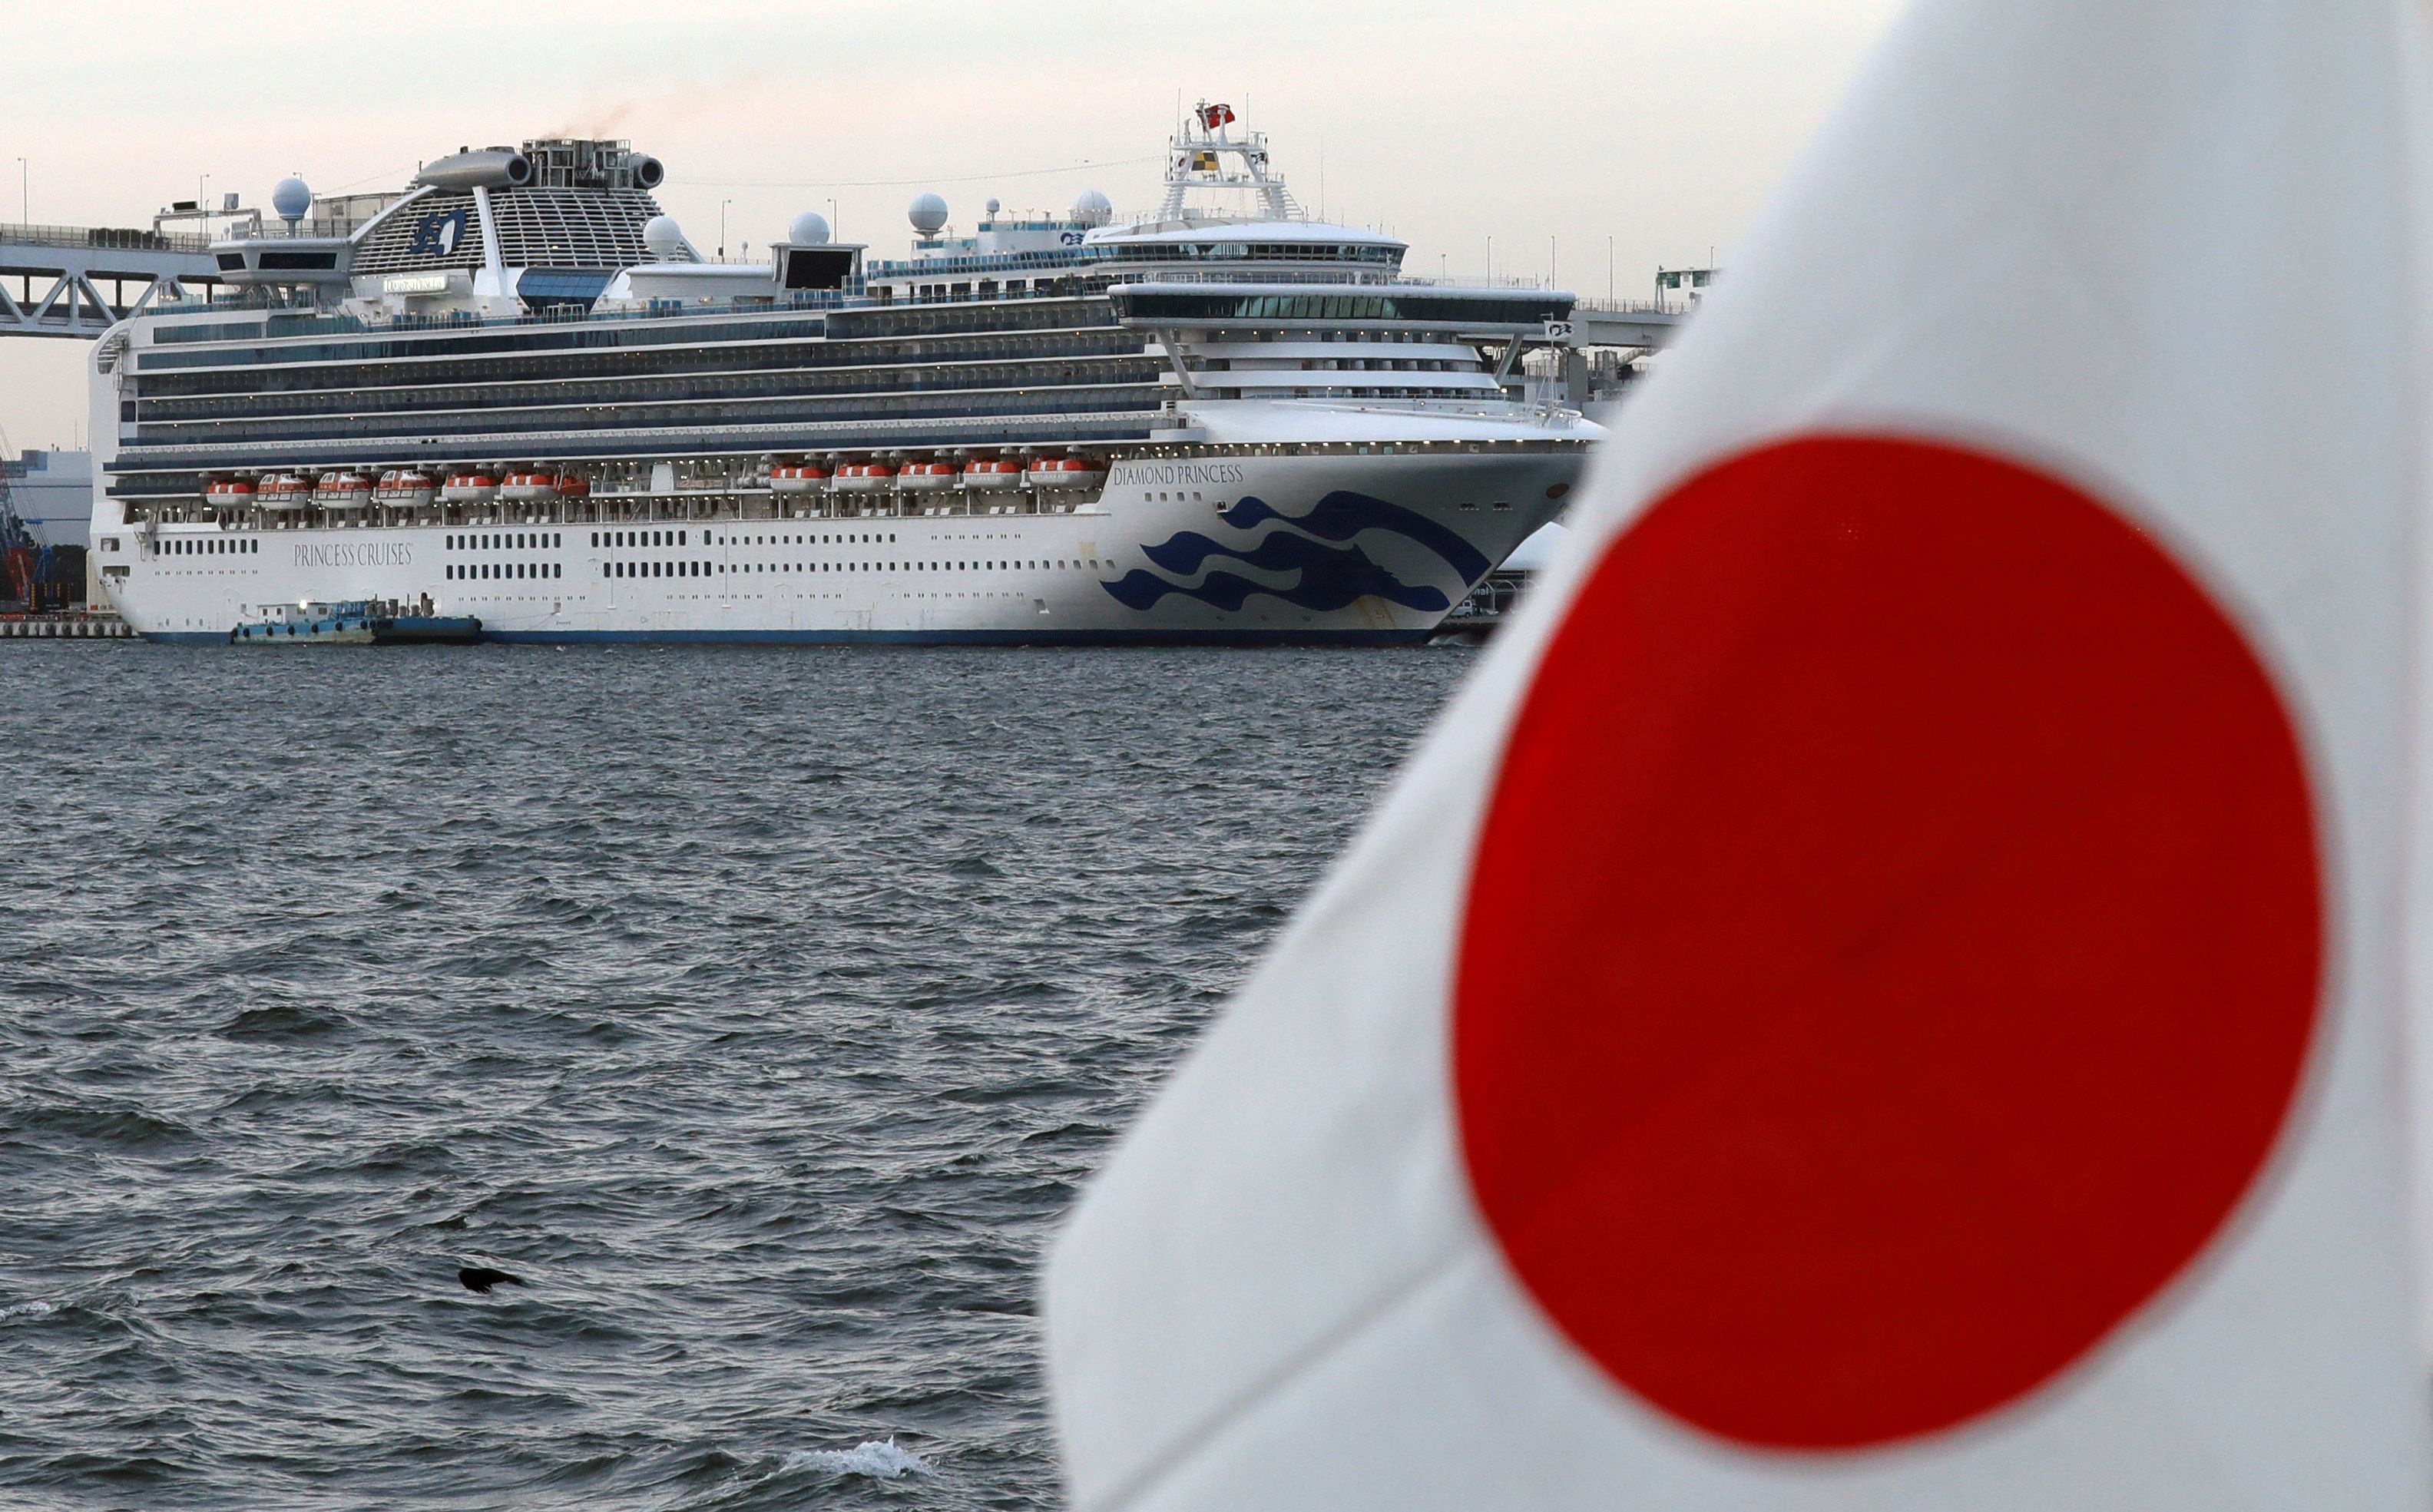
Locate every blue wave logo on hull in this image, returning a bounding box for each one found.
[1105,490,1488,614]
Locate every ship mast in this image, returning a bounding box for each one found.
[1154,101,1303,225]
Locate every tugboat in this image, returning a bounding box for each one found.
[230,597,481,645]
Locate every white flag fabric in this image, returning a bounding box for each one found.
[1047,0,2433,1507]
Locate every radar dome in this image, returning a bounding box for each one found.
[271,177,313,224]
[985,197,1001,216]
[1071,188,1113,228]
[908,193,949,237]
[786,210,831,246]
[642,215,689,261]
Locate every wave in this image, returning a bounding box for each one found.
[1216,491,1492,581]
[1105,490,1478,614]
[1,1300,56,1322]
[780,1438,933,1481]
[1104,558,1450,614]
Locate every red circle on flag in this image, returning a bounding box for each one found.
[1454,435,2321,1451]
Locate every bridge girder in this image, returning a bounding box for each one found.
[0,231,225,339]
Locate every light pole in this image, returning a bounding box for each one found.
[1548,234,1555,291]
[1607,235,1614,306]
[1485,234,1493,284]
[720,198,733,260]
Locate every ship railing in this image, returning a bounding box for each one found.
[1565,296,1679,315]
[219,218,372,242]
[157,286,859,339]
[0,221,214,253]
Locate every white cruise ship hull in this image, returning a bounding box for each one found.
[96,444,1575,645]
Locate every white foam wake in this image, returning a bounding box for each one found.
[0,1299,55,1321]
[782,1438,934,1481]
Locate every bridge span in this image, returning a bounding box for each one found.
[0,222,227,339]
[1567,299,1690,350]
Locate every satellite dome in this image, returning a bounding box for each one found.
[642,215,689,261]
[786,210,831,246]
[908,193,948,237]
[985,197,1001,217]
[271,177,313,224]
[1071,188,1113,228]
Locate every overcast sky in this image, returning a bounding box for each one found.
[0,0,1904,452]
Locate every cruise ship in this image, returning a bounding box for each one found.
[88,106,1596,644]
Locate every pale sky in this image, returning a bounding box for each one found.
[0,0,1905,453]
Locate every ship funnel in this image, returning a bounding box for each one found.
[418,148,535,191]
[632,156,666,190]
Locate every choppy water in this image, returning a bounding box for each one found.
[0,643,1471,1510]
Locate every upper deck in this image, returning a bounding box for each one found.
[94,107,1587,493]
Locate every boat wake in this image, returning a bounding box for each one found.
[780,1438,934,1481]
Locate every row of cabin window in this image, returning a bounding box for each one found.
[124,385,1166,447]
[448,563,563,581]
[164,538,257,555]
[134,357,1164,421]
[449,532,564,551]
[606,557,1093,577]
[710,531,896,544]
[137,311,1109,384]
[593,530,899,548]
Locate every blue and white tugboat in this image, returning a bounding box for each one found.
[230,597,479,645]
[92,105,1595,644]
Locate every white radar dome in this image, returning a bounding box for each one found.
[908,192,949,237]
[786,210,831,246]
[642,215,688,261]
[985,197,1001,216]
[271,177,313,223]
[1071,188,1113,228]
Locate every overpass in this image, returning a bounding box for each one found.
[0,220,1700,351]
[1566,299,1690,351]
[0,222,227,338]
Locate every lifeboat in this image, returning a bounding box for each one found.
[899,461,958,492]
[315,472,372,509]
[501,471,558,503]
[832,462,896,494]
[961,458,1021,490]
[1027,455,1109,490]
[257,474,314,511]
[551,473,591,500]
[770,464,829,495]
[440,471,500,504]
[375,470,437,508]
[205,478,257,510]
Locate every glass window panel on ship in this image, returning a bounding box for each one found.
[128,333,1154,415]
[118,385,1169,453]
[134,296,1112,376]
[131,324,1137,404]
[126,369,1168,446]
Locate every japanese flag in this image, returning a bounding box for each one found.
[1047,0,2433,1507]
